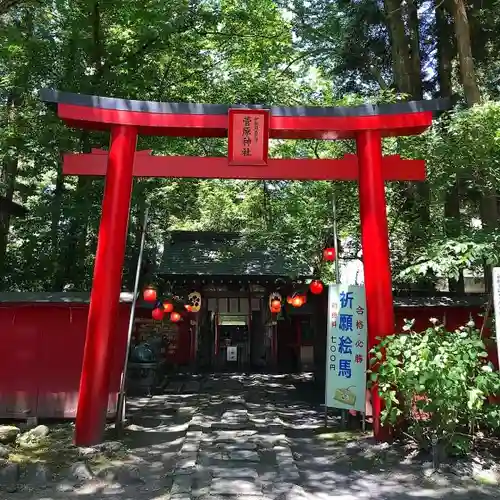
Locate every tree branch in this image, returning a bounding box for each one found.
[0,0,28,15]
[368,64,390,90]
[277,49,325,77]
[197,29,285,40]
[104,35,162,74]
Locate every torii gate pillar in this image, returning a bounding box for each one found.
[40,89,448,446]
[74,126,137,445]
[357,130,394,439]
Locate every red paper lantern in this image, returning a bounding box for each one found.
[184,304,193,312]
[300,294,307,304]
[323,247,336,261]
[143,287,157,302]
[152,307,164,321]
[163,301,174,313]
[271,305,281,314]
[309,280,324,295]
[291,296,303,308]
[286,296,293,304]
[170,311,181,322]
[271,299,281,310]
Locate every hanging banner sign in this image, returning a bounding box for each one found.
[492,268,500,369]
[228,109,270,166]
[325,284,367,412]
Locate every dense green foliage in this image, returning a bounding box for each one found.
[0,0,499,291]
[370,319,500,454]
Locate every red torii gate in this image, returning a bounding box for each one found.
[41,89,448,446]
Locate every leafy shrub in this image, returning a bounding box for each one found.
[369,318,500,455]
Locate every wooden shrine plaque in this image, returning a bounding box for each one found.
[228,109,270,166]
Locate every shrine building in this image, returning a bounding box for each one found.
[155,230,317,373]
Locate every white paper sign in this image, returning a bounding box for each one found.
[227,346,238,362]
[493,268,500,370]
[325,284,368,412]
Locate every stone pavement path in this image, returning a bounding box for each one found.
[8,373,499,499]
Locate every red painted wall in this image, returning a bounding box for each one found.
[0,303,130,419]
[0,300,494,420]
[394,305,484,332]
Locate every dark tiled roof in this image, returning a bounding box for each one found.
[158,231,313,278]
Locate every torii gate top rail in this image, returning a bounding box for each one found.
[40,89,449,139]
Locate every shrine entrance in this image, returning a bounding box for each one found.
[40,89,448,446]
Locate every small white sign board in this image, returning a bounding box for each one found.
[492,268,500,368]
[227,346,238,362]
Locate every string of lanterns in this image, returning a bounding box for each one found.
[144,246,336,318]
[142,286,197,323]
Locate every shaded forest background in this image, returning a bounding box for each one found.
[0,0,499,293]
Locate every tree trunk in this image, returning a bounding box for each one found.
[384,0,414,96]
[127,189,146,290]
[121,188,143,291]
[405,0,422,99]
[51,27,78,290]
[385,0,432,289]
[59,0,106,289]
[406,0,430,265]
[0,9,32,288]
[480,188,499,292]
[437,0,464,292]
[447,0,498,292]
[444,182,465,292]
[436,0,454,99]
[0,126,19,288]
[448,0,481,106]
[51,154,66,290]
[60,133,93,289]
